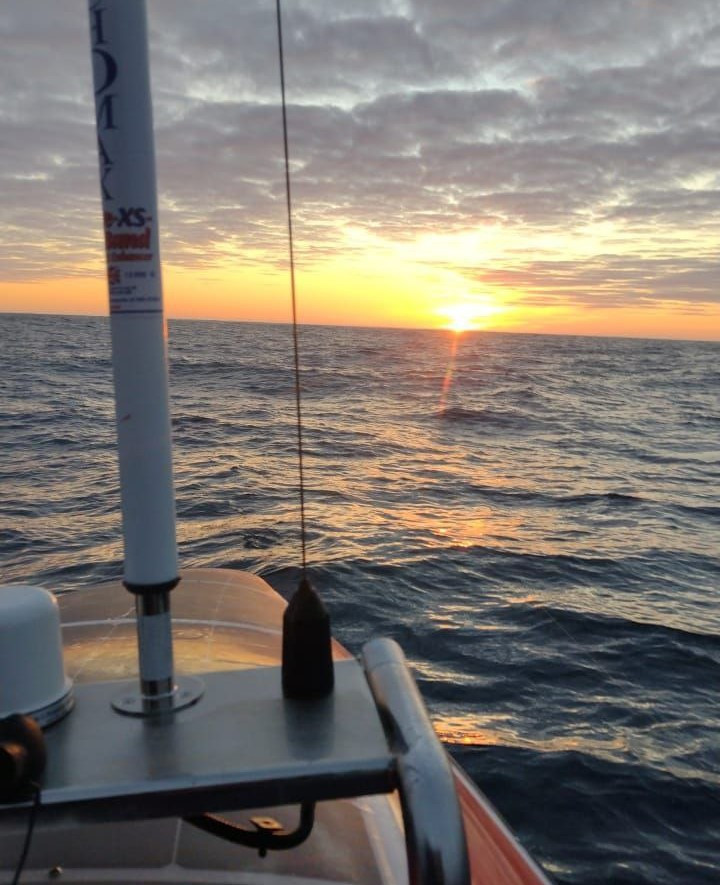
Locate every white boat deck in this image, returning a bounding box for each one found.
[0,569,551,885]
[0,569,408,885]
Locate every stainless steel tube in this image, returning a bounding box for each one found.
[135,590,174,711]
[362,638,470,885]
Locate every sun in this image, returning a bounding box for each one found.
[438,301,498,332]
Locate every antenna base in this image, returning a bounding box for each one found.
[111,675,204,717]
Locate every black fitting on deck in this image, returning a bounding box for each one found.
[282,575,334,699]
[0,715,46,804]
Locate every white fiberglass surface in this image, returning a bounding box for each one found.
[0,796,408,885]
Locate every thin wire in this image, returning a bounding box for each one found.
[12,783,41,885]
[275,0,307,573]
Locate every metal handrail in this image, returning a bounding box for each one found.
[362,638,471,885]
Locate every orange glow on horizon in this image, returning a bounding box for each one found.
[437,300,503,332]
[1,264,719,341]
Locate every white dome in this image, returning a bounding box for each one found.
[0,585,73,726]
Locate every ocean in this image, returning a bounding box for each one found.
[1,312,719,883]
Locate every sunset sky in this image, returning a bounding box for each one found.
[1,0,719,339]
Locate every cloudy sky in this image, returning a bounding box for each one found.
[1,0,719,337]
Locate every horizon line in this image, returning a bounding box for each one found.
[0,309,718,345]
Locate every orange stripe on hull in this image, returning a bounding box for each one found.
[455,766,551,885]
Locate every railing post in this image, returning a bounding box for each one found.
[362,638,471,885]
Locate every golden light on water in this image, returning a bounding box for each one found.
[431,713,628,754]
[439,332,460,413]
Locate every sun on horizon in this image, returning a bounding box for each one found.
[438,300,501,333]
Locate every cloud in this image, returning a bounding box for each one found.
[465,253,720,308]
[1,0,719,315]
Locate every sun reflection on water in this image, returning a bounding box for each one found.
[384,503,524,550]
[438,332,460,414]
[432,713,628,755]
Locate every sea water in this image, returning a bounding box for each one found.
[1,312,719,884]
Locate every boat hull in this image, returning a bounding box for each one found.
[0,569,549,885]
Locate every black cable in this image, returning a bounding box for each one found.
[275,0,308,574]
[11,783,41,885]
[185,802,315,857]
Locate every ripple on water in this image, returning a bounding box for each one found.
[1,315,718,884]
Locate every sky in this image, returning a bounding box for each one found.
[1,0,720,339]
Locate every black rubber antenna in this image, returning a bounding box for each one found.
[276,0,333,699]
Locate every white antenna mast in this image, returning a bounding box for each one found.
[87,0,201,714]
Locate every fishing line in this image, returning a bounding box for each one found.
[275,0,308,573]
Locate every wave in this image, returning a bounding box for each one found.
[455,746,720,885]
[4,315,720,884]
[436,405,549,431]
